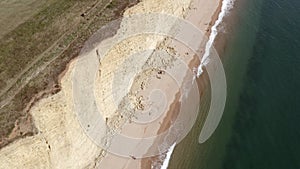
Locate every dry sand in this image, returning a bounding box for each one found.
[0,0,221,168]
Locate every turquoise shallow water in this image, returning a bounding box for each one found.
[169,0,300,168]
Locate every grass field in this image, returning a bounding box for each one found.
[0,0,139,148]
[0,0,57,38]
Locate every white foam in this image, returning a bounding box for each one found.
[160,143,176,169]
[197,0,235,77]
[159,1,235,168]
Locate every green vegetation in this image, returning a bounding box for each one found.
[106,0,118,9]
[0,0,139,148]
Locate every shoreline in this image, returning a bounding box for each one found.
[137,0,225,168]
[96,0,223,168]
[142,0,223,169]
[0,0,225,168]
[167,0,237,168]
[149,0,236,168]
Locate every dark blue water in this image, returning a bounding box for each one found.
[169,0,300,168]
[223,0,300,168]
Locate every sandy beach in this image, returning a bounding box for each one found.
[0,0,221,168]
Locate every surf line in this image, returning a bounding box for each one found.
[160,142,176,169]
[196,0,235,77]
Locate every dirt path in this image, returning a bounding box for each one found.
[0,0,139,149]
[0,0,113,108]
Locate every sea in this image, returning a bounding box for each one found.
[167,0,300,168]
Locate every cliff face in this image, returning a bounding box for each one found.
[0,0,220,168]
[0,0,140,149]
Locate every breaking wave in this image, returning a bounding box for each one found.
[197,0,235,77]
